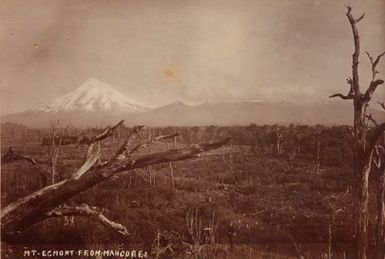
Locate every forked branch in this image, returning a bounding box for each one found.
[365,114,378,126]
[363,51,385,103]
[345,4,364,97]
[378,101,385,111]
[329,78,354,100]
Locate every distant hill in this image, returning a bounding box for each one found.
[126,101,384,127]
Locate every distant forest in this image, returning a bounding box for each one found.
[1,121,354,167]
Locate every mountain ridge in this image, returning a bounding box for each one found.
[2,78,384,127]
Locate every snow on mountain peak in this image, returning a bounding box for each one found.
[33,78,148,113]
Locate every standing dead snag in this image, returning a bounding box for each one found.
[329,5,385,259]
[47,120,71,184]
[275,125,284,159]
[185,200,218,258]
[0,120,230,242]
[373,145,385,251]
[314,132,321,174]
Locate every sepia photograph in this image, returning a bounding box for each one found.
[0,0,384,258]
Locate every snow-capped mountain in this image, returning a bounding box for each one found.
[33,78,148,113]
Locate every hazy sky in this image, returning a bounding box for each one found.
[0,0,384,114]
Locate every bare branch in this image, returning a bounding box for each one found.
[376,145,385,157]
[1,147,38,165]
[72,146,101,180]
[117,137,232,173]
[86,120,125,145]
[369,51,385,69]
[367,122,385,154]
[329,77,356,100]
[355,13,365,23]
[329,93,354,100]
[365,114,378,126]
[104,125,145,165]
[347,77,354,94]
[373,145,385,168]
[345,3,351,12]
[363,79,385,103]
[365,51,376,80]
[45,204,130,237]
[129,133,179,154]
[362,50,385,103]
[378,101,385,111]
[365,51,374,63]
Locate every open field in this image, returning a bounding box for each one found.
[1,122,382,258]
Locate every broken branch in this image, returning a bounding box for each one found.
[129,133,179,154]
[45,204,130,237]
[103,125,146,165]
[1,147,38,165]
[367,122,385,155]
[329,93,354,100]
[365,114,378,126]
[72,146,101,180]
[86,120,125,145]
[378,101,385,111]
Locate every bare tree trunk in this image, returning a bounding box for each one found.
[376,168,385,258]
[314,133,321,173]
[328,224,332,259]
[329,6,385,258]
[353,156,372,259]
[374,145,385,258]
[50,132,56,184]
[168,130,177,189]
[276,125,283,159]
[14,173,19,197]
[23,129,27,155]
[168,162,174,189]
[148,166,152,188]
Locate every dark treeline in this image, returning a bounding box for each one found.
[2,122,353,167]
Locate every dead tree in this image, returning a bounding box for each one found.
[23,129,27,155]
[0,120,230,242]
[329,5,385,258]
[276,125,284,159]
[168,128,178,189]
[185,200,218,259]
[373,144,385,252]
[47,120,70,184]
[314,132,321,173]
